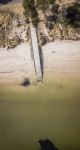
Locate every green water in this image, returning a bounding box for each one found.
[0,78,80,150]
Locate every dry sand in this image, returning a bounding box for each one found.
[0,40,80,85]
[0,43,36,85]
[42,40,80,76]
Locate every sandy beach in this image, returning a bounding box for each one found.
[0,43,36,84]
[0,40,80,84]
[43,40,80,76]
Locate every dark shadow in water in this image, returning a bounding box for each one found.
[0,0,12,4]
[39,46,44,79]
[39,139,58,150]
[21,78,30,87]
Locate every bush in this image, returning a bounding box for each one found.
[36,0,56,12]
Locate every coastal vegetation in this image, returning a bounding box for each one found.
[0,0,80,48]
[22,0,80,42]
[22,0,80,28]
[0,9,29,48]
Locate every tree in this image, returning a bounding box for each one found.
[66,2,80,28]
[23,0,39,26]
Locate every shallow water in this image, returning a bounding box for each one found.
[0,77,80,150]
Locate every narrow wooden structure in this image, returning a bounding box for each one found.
[30,24,42,81]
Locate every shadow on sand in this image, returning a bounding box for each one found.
[39,139,58,150]
[39,46,44,79]
[0,0,12,4]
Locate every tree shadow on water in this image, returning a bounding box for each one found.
[38,139,58,150]
[0,0,12,4]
